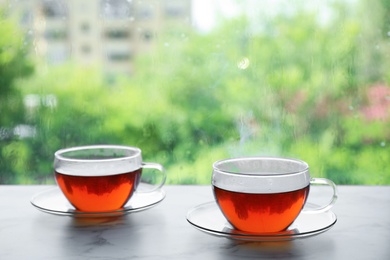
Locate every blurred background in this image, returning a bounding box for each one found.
[0,0,389,185]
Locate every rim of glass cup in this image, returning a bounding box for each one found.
[54,145,141,163]
[212,156,309,176]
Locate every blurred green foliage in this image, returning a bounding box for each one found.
[0,8,34,183]
[1,1,389,185]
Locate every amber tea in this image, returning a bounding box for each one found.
[55,169,142,212]
[213,185,310,233]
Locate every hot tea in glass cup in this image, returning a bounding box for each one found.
[212,157,337,233]
[54,145,166,212]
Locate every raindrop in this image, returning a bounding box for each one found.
[164,42,170,47]
[380,141,386,147]
[387,31,390,37]
[237,57,250,70]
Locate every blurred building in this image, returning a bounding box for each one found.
[3,0,192,75]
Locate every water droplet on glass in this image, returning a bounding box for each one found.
[164,42,170,47]
[237,57,250,70]
[380,141,386,147]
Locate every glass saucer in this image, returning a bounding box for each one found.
[186,201,337,241]
[31,184,165,217]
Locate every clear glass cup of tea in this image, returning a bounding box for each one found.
[212,156,337,233]
[54,145,166,212]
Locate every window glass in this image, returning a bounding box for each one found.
[41,0,68,18]
[0,0,389,185]
[44,29,67,40]
[105,29,131,39]
[101,0,132,19]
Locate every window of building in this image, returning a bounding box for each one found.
[164,2,187,18]
[101,0,132,19]
[80,22,91,33]
[106,50,132,62]
[46,47,69,64]
[21,10,33,26]
[137,6,154,20]
[44,29,67,40]
[142,30,153,42]
[41,0,68,18]
[105,29,130,39]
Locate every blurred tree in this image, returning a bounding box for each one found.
[379,0,390,38]
[0,8,33,127]
[19,64,117,182]
[0,8,33,183]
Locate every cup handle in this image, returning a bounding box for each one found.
[138,162,166,192]
[303,178,338,213]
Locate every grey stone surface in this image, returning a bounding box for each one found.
[0,185,389,259]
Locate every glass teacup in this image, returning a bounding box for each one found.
[212,156,337,233]
[54,145,166,212]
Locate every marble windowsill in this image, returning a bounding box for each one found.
[0,185,389,259]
